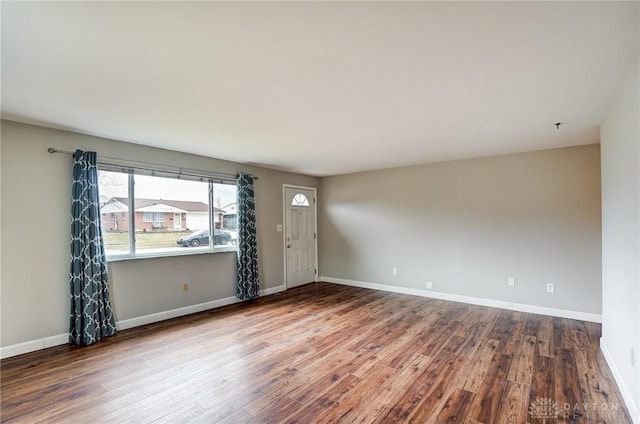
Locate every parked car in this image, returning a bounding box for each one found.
[176,229,232,247]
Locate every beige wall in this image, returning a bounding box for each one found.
[319,144,602,314]
[0,120,318,347]
[601,57,639,417]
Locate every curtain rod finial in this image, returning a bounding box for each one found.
[47,147,56,154]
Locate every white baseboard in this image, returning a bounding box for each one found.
[261,284,287,296]
[320,276,602,323]
[116,296,241,330]
[600,338,640,423]
[0,333,69,359]
[0,284,286,359]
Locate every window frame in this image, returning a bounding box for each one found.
[99,165,238,261]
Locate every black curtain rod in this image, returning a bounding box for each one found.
[47,147,258,180]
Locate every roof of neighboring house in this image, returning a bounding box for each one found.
[221,202,237,212]
[103,197,224,213]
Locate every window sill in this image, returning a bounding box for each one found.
[106,246,237,262]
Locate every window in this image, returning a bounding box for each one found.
[292,193,310,206]
[143,212,165,222]
[98,169,237,259]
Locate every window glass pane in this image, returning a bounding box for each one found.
[292,193,310,206]
[99,169,237,258]
[99,170,130,255]
[134,175,210,253]
[212,183,238,248]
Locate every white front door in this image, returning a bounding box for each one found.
[173,213,182,229]
[284,186,317,288]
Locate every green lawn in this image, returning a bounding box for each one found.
[103,231,192,251]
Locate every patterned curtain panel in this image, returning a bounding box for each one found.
[236,173,260,300]
[69,150,117,346]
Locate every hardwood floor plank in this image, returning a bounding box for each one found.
[151,402,205,423]
[554,347,585,421]
[405,355,468,423]
[285,352,368,405]
[206,407,255,424]
[0,282,632,424]
[35,388,148,424]
[345,353,434,424]
[522,314,543,337]
[432,387,476,423]
[456,320,491,359]
[1,379,106,422]
[282,373,362,423]
[467,353,513,423]
[529,354,556,411]
[506,334,536,385]
[572,346,630,421]
[462,338,500,393]
[494,380,530,424]
[537,317,555,358]
[487,313,519,353]
[247,398,303,423]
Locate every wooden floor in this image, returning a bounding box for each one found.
[1,283,631,423]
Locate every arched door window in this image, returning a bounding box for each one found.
[291,193,310,207]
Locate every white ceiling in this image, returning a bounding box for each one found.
[2,2,638,176]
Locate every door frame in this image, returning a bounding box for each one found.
[282,184,318,289]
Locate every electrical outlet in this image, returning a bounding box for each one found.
[425,281,434,290]
[276,224,283,232]
[507,277,515,287]
[632,348,636,368]
[392,267,398,275]
[182,283,189,292]
[546,283,555,293]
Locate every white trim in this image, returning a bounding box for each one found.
[320,276,602,323]
[600,338,640,423]
[117,297,240,330]
[0,285,286,359]
[118,284,286,330]
[260,284,287,297]
[282,185,288,288]
[0,334,68,359]
[282,184,319,290]
[106,246,237,262]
